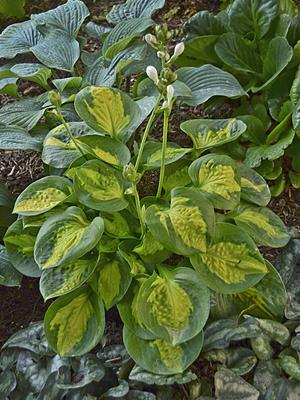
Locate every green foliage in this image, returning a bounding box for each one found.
[0,0,25,18]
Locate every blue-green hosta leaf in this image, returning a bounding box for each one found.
[134,266,210,345]
[52,77,82,93]
[228,0,279,40]
[76,135,131,167]
[0,20,41,58]
[10,63,52,89]
[123,325,204,375]
[34,206,104,270]
[145,187,215,256]
[96,255,132,310]
[4,219,40,277]
[252,37,293,93]
[230,205,290,248]
[189,154,241,210]
[31,33,80,72]
[181,118,246,150]
[215,367,259,400]
[183,10,226,39]
[14,176,74,216]
[129,365,197,385]
[102,18,154,60]
[73,160,128,212]
[245,129,295,168]
[75,86,141,142]
[107,0,165,24]
[176,36,220,67]
[0,125,42,151]
[0,244,22,287]
[0,77,18,96]
[140,141,191,168]
[31,0,89,37]
[0,370,16,398]
[42,122,99,169]
[0,93,49,130]
[176,65,247,106]
[44,285,105,357]
[40,252,99,300]
[238,164,271,206]
[83,57,116,87]
[190,223,267,293]
[215,32,263,74]
[85,21,111,39]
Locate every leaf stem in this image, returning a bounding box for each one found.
[133,184,144,236]
[156,108,170,197]
[58,110,87,159]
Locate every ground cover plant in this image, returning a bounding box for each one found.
[0,0,299,398]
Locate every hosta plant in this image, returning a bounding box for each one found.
[2,6,291,375]
[178,0,300,195]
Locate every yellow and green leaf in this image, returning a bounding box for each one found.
[238,163,271,206]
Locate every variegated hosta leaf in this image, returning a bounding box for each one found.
[238,163,271,207]
[145,187,215,256]
[133,231,170,264]
[140,141,191,168]
[102,18,154,60]
[76,135,131,167]
[107,0,165,24]
[96,256,132,310]
[0,245,22,287]
[13,176,73,216]
[10,63,52,89]
[75,86,141,142]
[123,325,204,375]
[73,159,128,212]
[212,261,287,320]
[4,219,40,277]
[34,206,104,270]
[163,160,191,193]
[189,154,241,210]
[180,118,247,150]
[103,211,133,238]
[129,365,197,385]
[44,285,105,357]
[40,252,99,300]
[134,266,210,345]
[230,205,290,248]
[118,239,147,276]
[215,367,259,400]
[190,223,267,293]
[42,122,99,168]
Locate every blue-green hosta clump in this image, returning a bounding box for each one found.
[179,0,300,195]
[0,0,292,378]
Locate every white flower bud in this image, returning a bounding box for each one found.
[144,33,158,48]
[146,66,159,85]
[173,42,185,58]
[167,84,174,106]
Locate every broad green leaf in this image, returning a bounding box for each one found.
[230,205,290,248]
[75,86,141,142]
[34,206,104,270]
[102,18,154,60]
[97,256,132,310]
[133,231,170,264]
[52,76,82,93]
[118,240,147,276]
[129,365,197,385]
[0,20,41,58]
[10,63,51,89]
[238,164,271,207]
[4,219,40,277]
[215,33,262,74]
[73,160,128,212]
[252,38,293,93]
[0,125,43,152]
[40,252,99,300]
[189,154,241,209]
[42,122,99,168]
[0,181,15,238]
[44,285,105,356]
[107,0,165,24]
[180,118,246,150]
[123,325,204,375]
[14,176,73,216]
[76,135,131,167]
[103,211,133,238]
[134,266,210,345]
[0,244,22,287]
[183,10,226,39]
[31,0,89,37]
[176,36,220,67]
[163,160,191,193]
[0,0,25,17]
[145,187,215,256]
[190,223,267,293]
[215,367,259,400]
[228,0,279,39]
[176,65,247,106]
[141,141,191,168]
[245,129,295,168]
[83,57,116,87]
[0,93,49,130]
